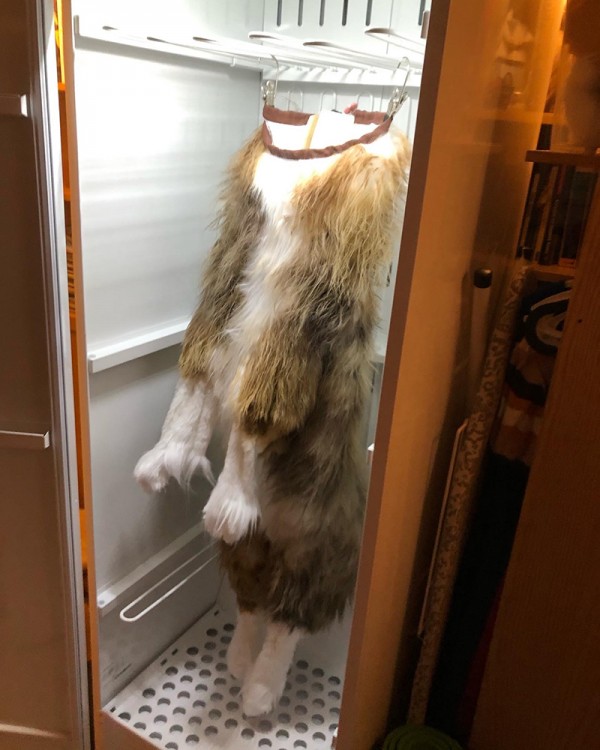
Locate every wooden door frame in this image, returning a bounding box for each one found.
[337,3,452,747]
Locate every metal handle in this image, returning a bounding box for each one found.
[119,547,218,623]
[0,430,50,450]
[0,94,28,117]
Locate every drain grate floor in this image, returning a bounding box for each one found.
[106,607,347,749]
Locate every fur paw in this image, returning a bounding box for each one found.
[241,622,300,717]
[134,446,170,493]
[203,484,260,544]
[135,442,213,494]
[242,680,282,717]
[227,633,255,681]
[227,611,261,681]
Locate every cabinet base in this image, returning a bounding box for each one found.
[106,605,349,749]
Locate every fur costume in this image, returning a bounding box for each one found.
[136,105,409,714]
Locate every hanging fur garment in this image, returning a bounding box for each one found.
[135,105,410,715]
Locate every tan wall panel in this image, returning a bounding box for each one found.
[339,1,563,747]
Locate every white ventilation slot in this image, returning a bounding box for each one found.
[107,607,346,750]
[273,0,395,28]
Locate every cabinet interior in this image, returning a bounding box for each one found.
[59,2,428,748]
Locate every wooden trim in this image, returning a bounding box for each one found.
[526,148,600,170]
[338,0,563,745]
[60,2,104,746]
[531,263,577,282]
[337,3,452,748]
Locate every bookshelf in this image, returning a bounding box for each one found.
[518,150,599,271]
[531,262,576,282]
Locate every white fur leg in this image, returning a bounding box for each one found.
[203,426,260,543]
[134,378,216,492]
[242,622,302,717]
[227,610,262,681]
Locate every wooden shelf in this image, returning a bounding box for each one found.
[526,149,600,170]
[531,263,576,282]
[479,109,554,125]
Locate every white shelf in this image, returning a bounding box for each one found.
[87,320,190,374]
[88,319,390,373]
[106,605,350,750]
[74,16,422,89]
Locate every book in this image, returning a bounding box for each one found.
[540,165,575,265]
[533,165,559,264]
[559,171,598,268]
[517,169,541,258]
[519,163,552,261]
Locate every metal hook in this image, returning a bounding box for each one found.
[319,89,338,111]
[386,57,411,118]
[355,92,375,111]
[262,54,281,106]
[287,88,304,111]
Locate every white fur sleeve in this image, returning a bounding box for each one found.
[202,425,260,544]
[134,378,216,493]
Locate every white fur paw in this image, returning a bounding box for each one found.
[135,443,213,493]
[242,680,282,718]
[134,446,170,493]
[203,484,260,544]
[227,633,254,681]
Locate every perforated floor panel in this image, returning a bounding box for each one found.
[107,607,348,749]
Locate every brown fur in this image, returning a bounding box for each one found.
[185,126,410,631]
[179,129,266,379]
[235,133,409,439]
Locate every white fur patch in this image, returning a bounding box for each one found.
[227,610,262,681]
[242,622,303,717]
[208,121,404,419]
[134,378,216,492]
[203,426,260,543]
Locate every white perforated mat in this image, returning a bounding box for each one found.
[106,607,349,749]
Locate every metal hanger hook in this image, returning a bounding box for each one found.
[355,92,375,111]
[319,89,337,111]
[262,54,281,106]
[387,57,411,117]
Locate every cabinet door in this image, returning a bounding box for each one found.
[0,1,89,748]
[471,192,600,749]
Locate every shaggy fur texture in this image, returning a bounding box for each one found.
[140,113,409,630]
[203,425,260,544]
[180,130,266,379]
[136,113,409,714]
[178,120,410,634]
[242,621,303,716]
[134,378,216,492]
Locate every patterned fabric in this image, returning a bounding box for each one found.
[426,279,570,739]
[408,263,530,723]
[491,280,572,464]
